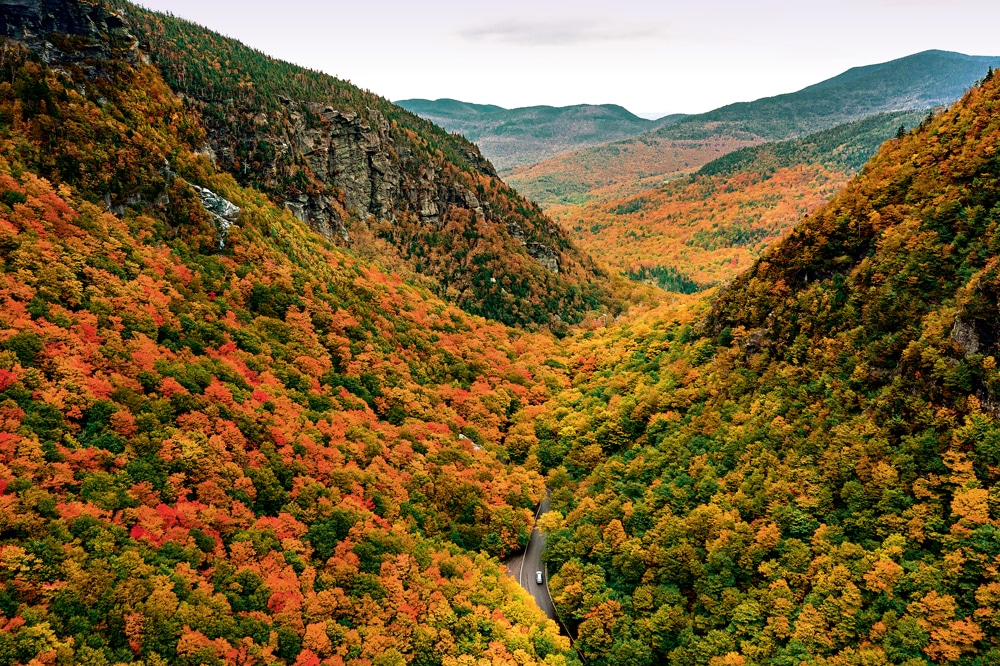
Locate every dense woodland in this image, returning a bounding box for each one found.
[2,1,1000,665]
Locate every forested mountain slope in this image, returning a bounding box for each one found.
[396,98,685,170]
[80,0,615,329]
[554,110,927,289]
[0,2,577,663]
[508,50,1000,207]
[532,70,1000,664]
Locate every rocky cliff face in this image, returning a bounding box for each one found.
[119,6,618,327]
[192,93,514,254]
[267,96,495,243]
[1,0,138,67]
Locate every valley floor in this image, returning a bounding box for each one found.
[505,495,559,623]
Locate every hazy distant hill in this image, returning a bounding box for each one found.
[508,50,1000,206]
[396,98,685,170]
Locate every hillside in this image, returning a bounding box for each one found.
[77,2,616,330]
[0,2,577,663]
[396,98,685,171]
[7,2,1000,665]
[508,50,1000,206]
[553,110,927,288]
[531,69,1000,664]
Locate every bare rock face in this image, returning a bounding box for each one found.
[951,318,981,356]
[190,184,240,248]
[207,96,549,270]
[279,101,402,223]
[191,94,403,242]
[502,223,559,273]
[204,95,495,244]
[525,243,560,274]
[283,193,348,243]
[0,0,139,67]
[506,223,527,243]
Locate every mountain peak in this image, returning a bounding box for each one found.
[801,49,1000,106]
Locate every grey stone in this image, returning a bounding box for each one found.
[283,194,349,243]
[506,223,527,243]
[0,0,140,68]
[190,184,240,248]
[951,317,981,356]
[525,243,559,274]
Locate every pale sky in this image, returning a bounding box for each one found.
[133,0,1000,117]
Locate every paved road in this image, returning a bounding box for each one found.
[506,495,558,621]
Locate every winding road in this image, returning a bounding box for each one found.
[506,495,558,621]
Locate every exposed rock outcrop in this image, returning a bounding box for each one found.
[278,100,401,225]
[525,243,560,274]
[194,94,567,275]
[283,194,348,243]
[0,0,139,67]
[951,317,981,356]
[190,184,240,248]
[506,223,527,243]
[197,94,501,245]
[502,222,559,273]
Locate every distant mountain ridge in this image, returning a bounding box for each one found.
[669,49,1000,141]
[396,98,685,170]
[508,50,1000,206]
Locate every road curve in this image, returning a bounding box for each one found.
[506,495,558,621]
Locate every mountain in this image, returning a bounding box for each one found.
[554,109,927,288]
[0,1,579,663]
[66,2,616,330]
[531,68,1000,664]
[6,1,1000,665]
[656,49,1000,142]
[508,50,1000,206]
[396,98,686,170]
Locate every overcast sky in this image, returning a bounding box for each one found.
[133,0,1000,117]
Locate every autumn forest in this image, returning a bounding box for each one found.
[1,1,1000,665]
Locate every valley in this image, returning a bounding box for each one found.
[551,110,928,287]
[1,1,1000,665]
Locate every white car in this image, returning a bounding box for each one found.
[535,571,544,585]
